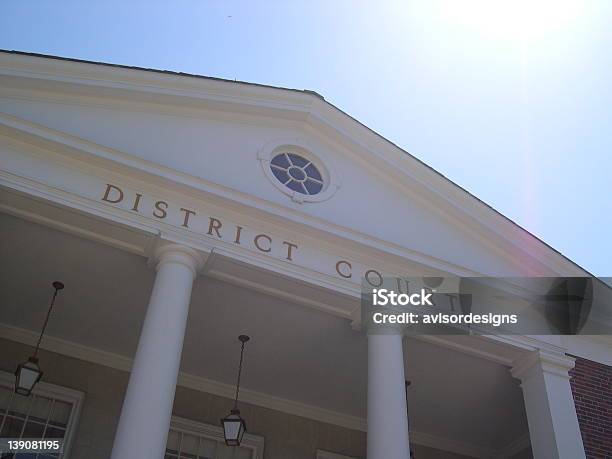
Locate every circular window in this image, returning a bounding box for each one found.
[258,140,341,203]
[270,152,324,196]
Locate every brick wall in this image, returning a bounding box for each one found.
[569,356,612,459]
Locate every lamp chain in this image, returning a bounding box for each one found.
[33,285,61,359]
[233,339,246,410]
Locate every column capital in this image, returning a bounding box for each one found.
[509,349,585,457]
[511,350,576,382]
[148,242,207,279]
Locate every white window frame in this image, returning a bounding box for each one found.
[170,415,265,459]
[316,450,358,459]
[0,369,84,459]
[257,138,342,204]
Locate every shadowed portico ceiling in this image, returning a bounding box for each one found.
[0,211,529,456]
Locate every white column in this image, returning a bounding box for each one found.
[367,333,411,459]
[511,350,586,459]
[111,243,204,459]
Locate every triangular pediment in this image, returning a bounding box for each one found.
[0,50,587,280]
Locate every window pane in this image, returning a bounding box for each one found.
[286,180,304,193]
[43,426,66,439]
[1,415,24,437]
[0,387,76,459]
[7,392,31,417]
[166,430,180,455]
[168,421,260,459]
[197,437,217,458]
[271,167,289,184]
[30,396,52,423]
[270,154,290,168]
[0,386,12,413]
[22,420,45,437]
[49,400,71,427]
[304,180,323,195]
[304,163,322,182]
[287,153,309,167]
[216,443,252,459]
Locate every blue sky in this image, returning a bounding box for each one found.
[1,1,610,275]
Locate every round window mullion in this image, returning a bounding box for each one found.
[304,179,323,195]
[269,152,325,197]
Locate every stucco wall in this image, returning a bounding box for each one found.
[1,338,476,459]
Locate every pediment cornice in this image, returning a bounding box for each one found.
[0,51,588,277]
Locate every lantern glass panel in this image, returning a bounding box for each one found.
[15,361,42,396]
[222,413,246,446]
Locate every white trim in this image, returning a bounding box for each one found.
[415,335,516,366]
[0,200,150,257]
[0,167,364,299]
[414,334,573,369]
[206,269,357,322]
[561,335,612,366]
[258,138,341,203]
[170,415,264,459]
[0,369,84,459]
[510,350,576,381]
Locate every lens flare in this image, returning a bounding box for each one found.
[436,0,583,43]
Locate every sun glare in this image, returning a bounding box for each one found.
[436,0,583,43]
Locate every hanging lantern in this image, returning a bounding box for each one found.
[221,335,250,446]
[221,408,247,446]
[14,356,43,396]
[14,281,64,396]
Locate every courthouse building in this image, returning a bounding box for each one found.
[0,51,610,459]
